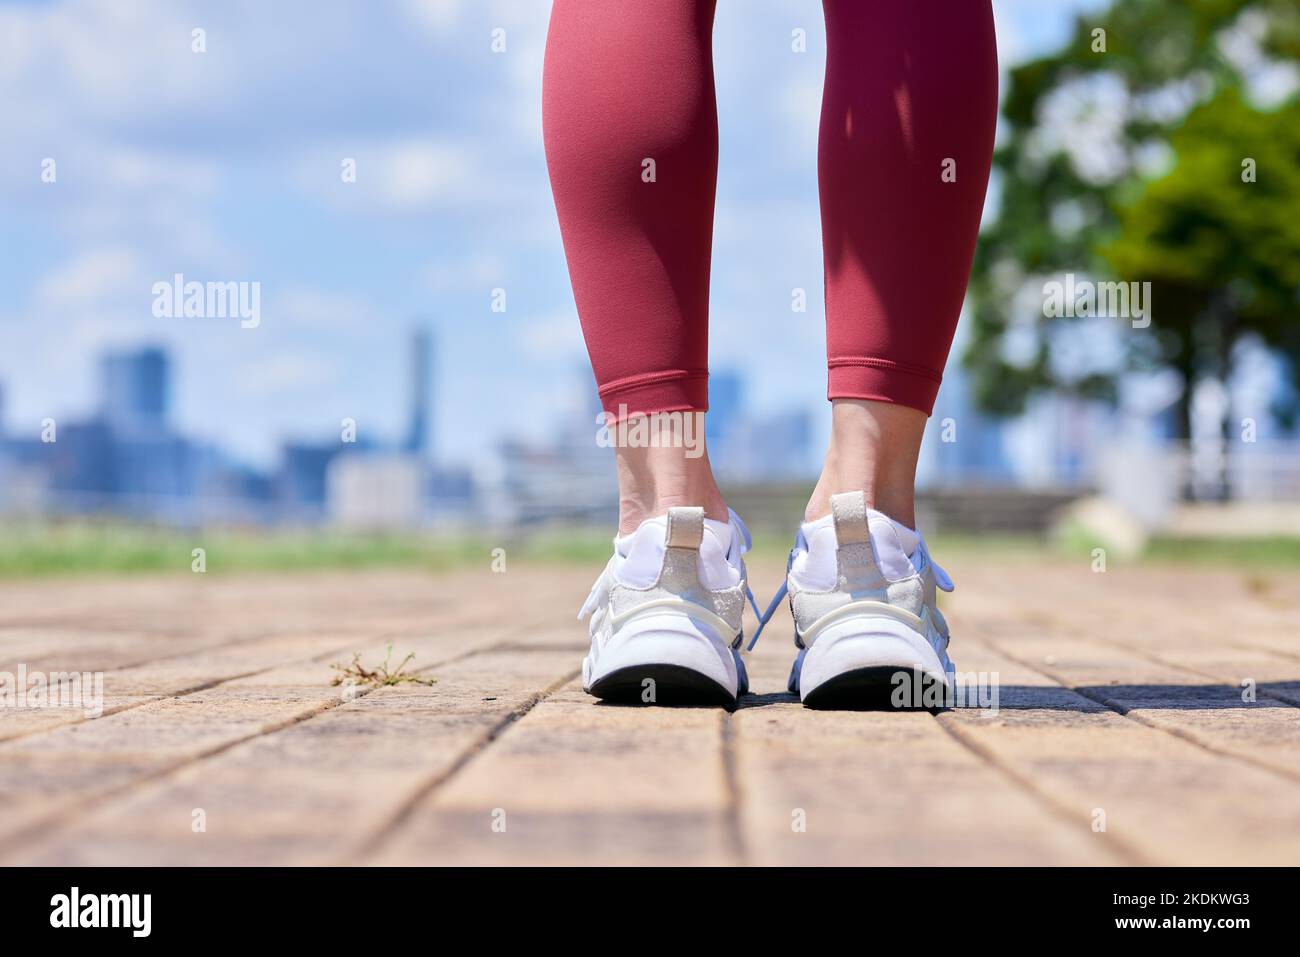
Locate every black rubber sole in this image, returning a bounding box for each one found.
[801,665,949,712]
[588,664,736,708]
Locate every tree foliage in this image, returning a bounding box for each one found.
[967,0,1300,435]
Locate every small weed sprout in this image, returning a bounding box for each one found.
[331,643,437,688]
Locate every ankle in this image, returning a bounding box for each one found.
[804,399,924,528]
[805,457,917,527]
[615,442,728,535]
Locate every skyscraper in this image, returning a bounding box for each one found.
[403,326,434,460]
[706,369,743,445]
[100,347,169,433]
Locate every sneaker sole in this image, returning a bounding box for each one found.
[796,617,952,711]
[801,664,948,711]
[583,616,745,708]
[588,663,737,708]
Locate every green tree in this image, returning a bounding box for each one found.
[967,0,1300,446]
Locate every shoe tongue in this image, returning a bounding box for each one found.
[702,517,734,561]
[800,510,921,569]
[615,512,735,559]
[880,515,920,556]
[613,526,650,560]
[799,513,833,544]
[867,515,919,581]
[614,518,667,585]
[615,516,734,557]
[614,514,738,589]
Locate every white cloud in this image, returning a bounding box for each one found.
[518,312,585,359]
[239,353,339,396]
[422,253,506,294]
[275,285,380,334]
[99,147,221,195]
[398,0,466,37]
[382,141,475,206]
[2,1,214,130]
[34,247,147,311]
[295,138,500,213]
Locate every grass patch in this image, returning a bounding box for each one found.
[0,520,1294,577]
[0,520,623,578]
[0,521,491,577]
[331,643,436,689]
[1141,535,1300,566]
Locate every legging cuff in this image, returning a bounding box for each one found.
[827,357,942,416]
[597,369,709,421]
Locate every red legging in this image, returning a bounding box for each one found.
[543,0,997,419]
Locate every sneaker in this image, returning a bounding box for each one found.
[578,506,759,707]
[750,491,955,710]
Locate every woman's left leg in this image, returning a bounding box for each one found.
[809,0,999,525]
[780,0,999,708]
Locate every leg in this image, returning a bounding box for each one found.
[809,0,998,525]
[543,0,725,534]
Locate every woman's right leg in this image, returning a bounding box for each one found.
[546,3,753,706]
[543,0,725,534]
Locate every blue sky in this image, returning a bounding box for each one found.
[0,0,1105,471]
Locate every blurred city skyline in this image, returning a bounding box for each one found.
[1,0,1114,475]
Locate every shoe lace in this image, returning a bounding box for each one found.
[746,579,788,651]
[577,555,615,621]
[913,538,956,592]
[733,508,770,635]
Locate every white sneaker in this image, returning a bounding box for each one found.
[751,491,955,710]
[578,506,756,707]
